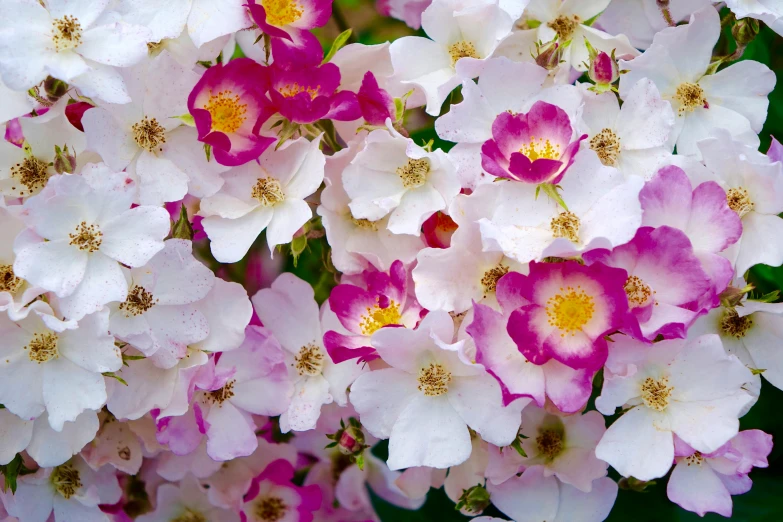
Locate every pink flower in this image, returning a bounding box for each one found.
[241,459,322,522]
[502,261,631,371]
[188,58,275,166]
[247,0,333,42]
[357,71,395,126]
[667,430,772,517]
[480,101,587,184]
[324,260,422,363]
[583,226,713,341]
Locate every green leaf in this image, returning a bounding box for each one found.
[204,143,212,162]
[103,372,128,386]
[322,29,352,64]
[173,113,195,127]
[290,233,308,267]
[0,454,29,494]
[538,183,569,211]
[171,204,194,241]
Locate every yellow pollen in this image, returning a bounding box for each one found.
[624,275,653,306]
[207,380,236,405]
[26,331,59,363]
[481,265,509,295]
[359,299,402,335]
[674,83,707,115]
[278,83,319,99]
[10,156,50,196]
[396,158,430,188]
[0,264,23,294]
[720,309,753,339]
[726,187,754,217]
[548,15,580,41]
[295,344,325,376]
[118,285,158,317]
[69,222,103,252]
[684,452,705,466]
[251,177,285,206]
[550,211,580,243]
[351,216,378,230]
[261,0,304,27]
[546,286,595,336]
[51,464,82,499]
[51,15,83,52]
[589,128,621,166]
[417,363,451,396]
[255,496,288,522]
[536,429,564,460]
[448,40,480,67]
[520,136,561,161]
[640,376,673,412]
[132,117,166,152]
[204,90,247,134]
[172,509,207,522]
[147,41,164,54]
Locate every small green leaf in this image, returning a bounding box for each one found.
[751,368,767,375]
[538,183,569,211]
[355,453,365,471]
[171,204,194,241]
[173,114,195,127]
[509,436,527,458]
[103,372,128,386]
[0,454,29,493]
[204,143,212,162]
[751,289,781,303]
[322,29,352,64]
[290,233,308,267]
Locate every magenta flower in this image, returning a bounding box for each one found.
[480,101,587,184]
[324,260,422,363]
[247,0,333,42]
[188,58,276,166]
[241,459,322,522]
[358,71,395,126]
[503,260,631,371]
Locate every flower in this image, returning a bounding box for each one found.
[247,0,333,45]
[136,476,239,522]
[241,459,322,522]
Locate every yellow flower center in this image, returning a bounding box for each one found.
[204,90,247,134]
[548,15,580,41]
[172,509,207,522]
[252,177,285,206]
[684,452,705,466]
[481,264,509,295]
[261,0,304,27]
[278,83,319,100]
[417,363,452,396]
[207,380,236,406]
[520,136,561,161]
[295,344,325,376]
[550,211,580,243]
[720,308,753,339]
[119,285,158,317]
[673,83,706,115]
[52,16,83,52]
[545,286,595,336]
[397,158,430,188]
[624,275,653,306]
[132,117,166,152]
[726,187,754,217]
[351,216,379,230]
[26,331,59,363]
[51,464,82,499]
[536,428,565,460]
[0,264,24,294]
[255,496,288,522]
[10,156,50,196]
[640,376,673,412]
[448,40,480,67]
[589,128,621,167]
[69,222,103,252]
[359,299,402,336]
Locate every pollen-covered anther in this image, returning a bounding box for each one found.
[684,452,705,466]
[546,285,595,336]
[536,429,564,460]
[550,211,580,243]
[720,308,753,339]
[481,264,509,295]
[69,222,103,252]
[207,379,236,405]
[624,275,653,306]
[295,344,325,376]
[119,285,158,317]
[674,82,707,115]
[252,177,285,206]
[51,464,82,499]
[351,216,378,230]
[641,376,673,412]
[132,117,166,152]
[589,128,621,166]
[417,363,452,396]
[726,187,754,217]
[262,0,304,27]
[0,264,23,293]
[520,136,561,161]
[448,40,480,67]
[278,83,319,99]
[204,90,248,134]
[397,158,430,188]
[51,15,83,52]
[147,41,164,54]
[26,331,59,363]
[548,15,580,41]
[255,496,288,522]
[359,299,402,335]
[10,156,50,195]
[172,509,207,522]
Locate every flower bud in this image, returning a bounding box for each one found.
[53,144,76,174]
[455,484,491,514]
[588,51,620,89]
[534,40,562,70]
[326,418,370,468]
[732,17,760,47]
[43,76,69,102]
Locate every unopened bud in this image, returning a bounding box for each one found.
[534,40,561,70]
[53,144,76,174]
[326,418,369,468]
[455,484,491,514]
[732,18,760,47]
[618,476,656,492]
[719,283,754,308]
[588,50,620,91]
[43,76,69,102]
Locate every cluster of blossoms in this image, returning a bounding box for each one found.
[0,0,782,521]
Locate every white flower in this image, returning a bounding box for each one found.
[0,302,121,431]
[13,167,170,320]
[620,6,776,157]
[0,0,153,103]
[595,334,754,481]
[0,203,45,320]
[343,125,460,236]
[350,311,523,470]
[200,137,325,263]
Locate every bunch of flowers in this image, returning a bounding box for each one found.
[0,0,782,521]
